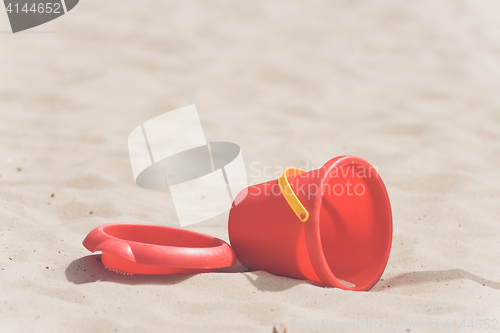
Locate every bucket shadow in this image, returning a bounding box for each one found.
[242,271,322,292]
[372,268,500,291]
[65,255,197,285]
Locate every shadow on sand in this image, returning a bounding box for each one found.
[372,268,500,291]
[68,257,498,293]
[65,254,311,291]
[66,255,199,285]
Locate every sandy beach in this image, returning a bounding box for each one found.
[1,0,500,332]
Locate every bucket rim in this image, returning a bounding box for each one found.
[306,155,393,291]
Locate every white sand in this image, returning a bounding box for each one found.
[1,0,500,332]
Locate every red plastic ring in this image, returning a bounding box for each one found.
[83,223,236,275]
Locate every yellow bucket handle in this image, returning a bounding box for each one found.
[278,167,309,222]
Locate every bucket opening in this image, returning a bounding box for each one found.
[318,161,392,290]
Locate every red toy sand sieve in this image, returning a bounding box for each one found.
[83,224,236,275]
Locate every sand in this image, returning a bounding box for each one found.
[1,0,500,332]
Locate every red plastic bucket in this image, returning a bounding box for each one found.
[228,156,392,291]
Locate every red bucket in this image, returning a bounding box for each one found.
[228,156,392,291]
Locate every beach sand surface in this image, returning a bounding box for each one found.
[1,0,500,332]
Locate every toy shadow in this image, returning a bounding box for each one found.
[68,258,498,292]
[66,255,200,285]
[242,271,321,292]
[65,255,311,291]
[371,268,500,291]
